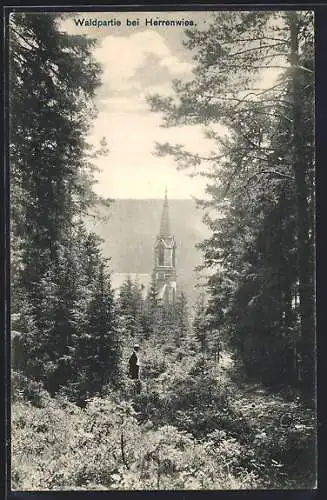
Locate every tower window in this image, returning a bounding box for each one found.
[164,248,172,267]
[158,244,164,266]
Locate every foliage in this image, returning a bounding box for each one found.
[117,278,144,338]
[174,291,190,345]
[10,13,119,403]
[12,391,259,490]
[12,349,316,490]
[141,279,162,338]
[147,11,315,399]
[12,224,120,404]
[117,279,192,347]
[10,11,316,492]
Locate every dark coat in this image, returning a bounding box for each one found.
[129,351,139,379]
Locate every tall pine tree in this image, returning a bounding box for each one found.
[10,13,120,402]
[148,11,314,400]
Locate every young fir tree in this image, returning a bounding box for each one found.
[174,291,190,346]
[141,279,161,338]
[117,278,144,338]
[64,226,120,403]
[82,263,120,397]
[192,294,209,354]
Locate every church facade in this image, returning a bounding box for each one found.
[152,190,177,305]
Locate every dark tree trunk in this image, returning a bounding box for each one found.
[288,12,316,405]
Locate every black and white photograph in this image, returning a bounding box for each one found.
[9,9,316,490]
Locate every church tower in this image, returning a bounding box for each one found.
[153,190,177,305]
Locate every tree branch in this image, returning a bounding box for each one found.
[245,170,295,191]
[229,43,287,57]
[225,36,289,43]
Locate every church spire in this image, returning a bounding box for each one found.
[154,188,176,305]
[159,188,171,237]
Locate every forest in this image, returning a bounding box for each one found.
[10,11,316,490]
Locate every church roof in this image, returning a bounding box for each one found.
[159,189,171,238]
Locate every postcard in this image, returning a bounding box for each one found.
[8,8,316,491]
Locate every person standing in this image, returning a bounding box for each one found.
[128,344,141,393]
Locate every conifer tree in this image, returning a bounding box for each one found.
[117,278,144,338]
[174,291,189,346]
[148,11,314,399]
[10,13,120,402]
[82,263,120,397]
[141,279,160,338]
[192,294,209,354]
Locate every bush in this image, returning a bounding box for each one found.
[11,345,315,490]
[11,371,52,408]
[11,392,261,490]
[130,356,252,443]
[12,395,141,490]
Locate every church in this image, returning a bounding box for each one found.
[111,191,178,305]
[153,189,177,305]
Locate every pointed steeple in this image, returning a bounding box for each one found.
[159,188,171,238]
[153,188,177,306]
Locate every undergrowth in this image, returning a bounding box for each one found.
[11,345,316,490]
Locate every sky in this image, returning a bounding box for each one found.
[60,11,284,200]
[60,11,222,200]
